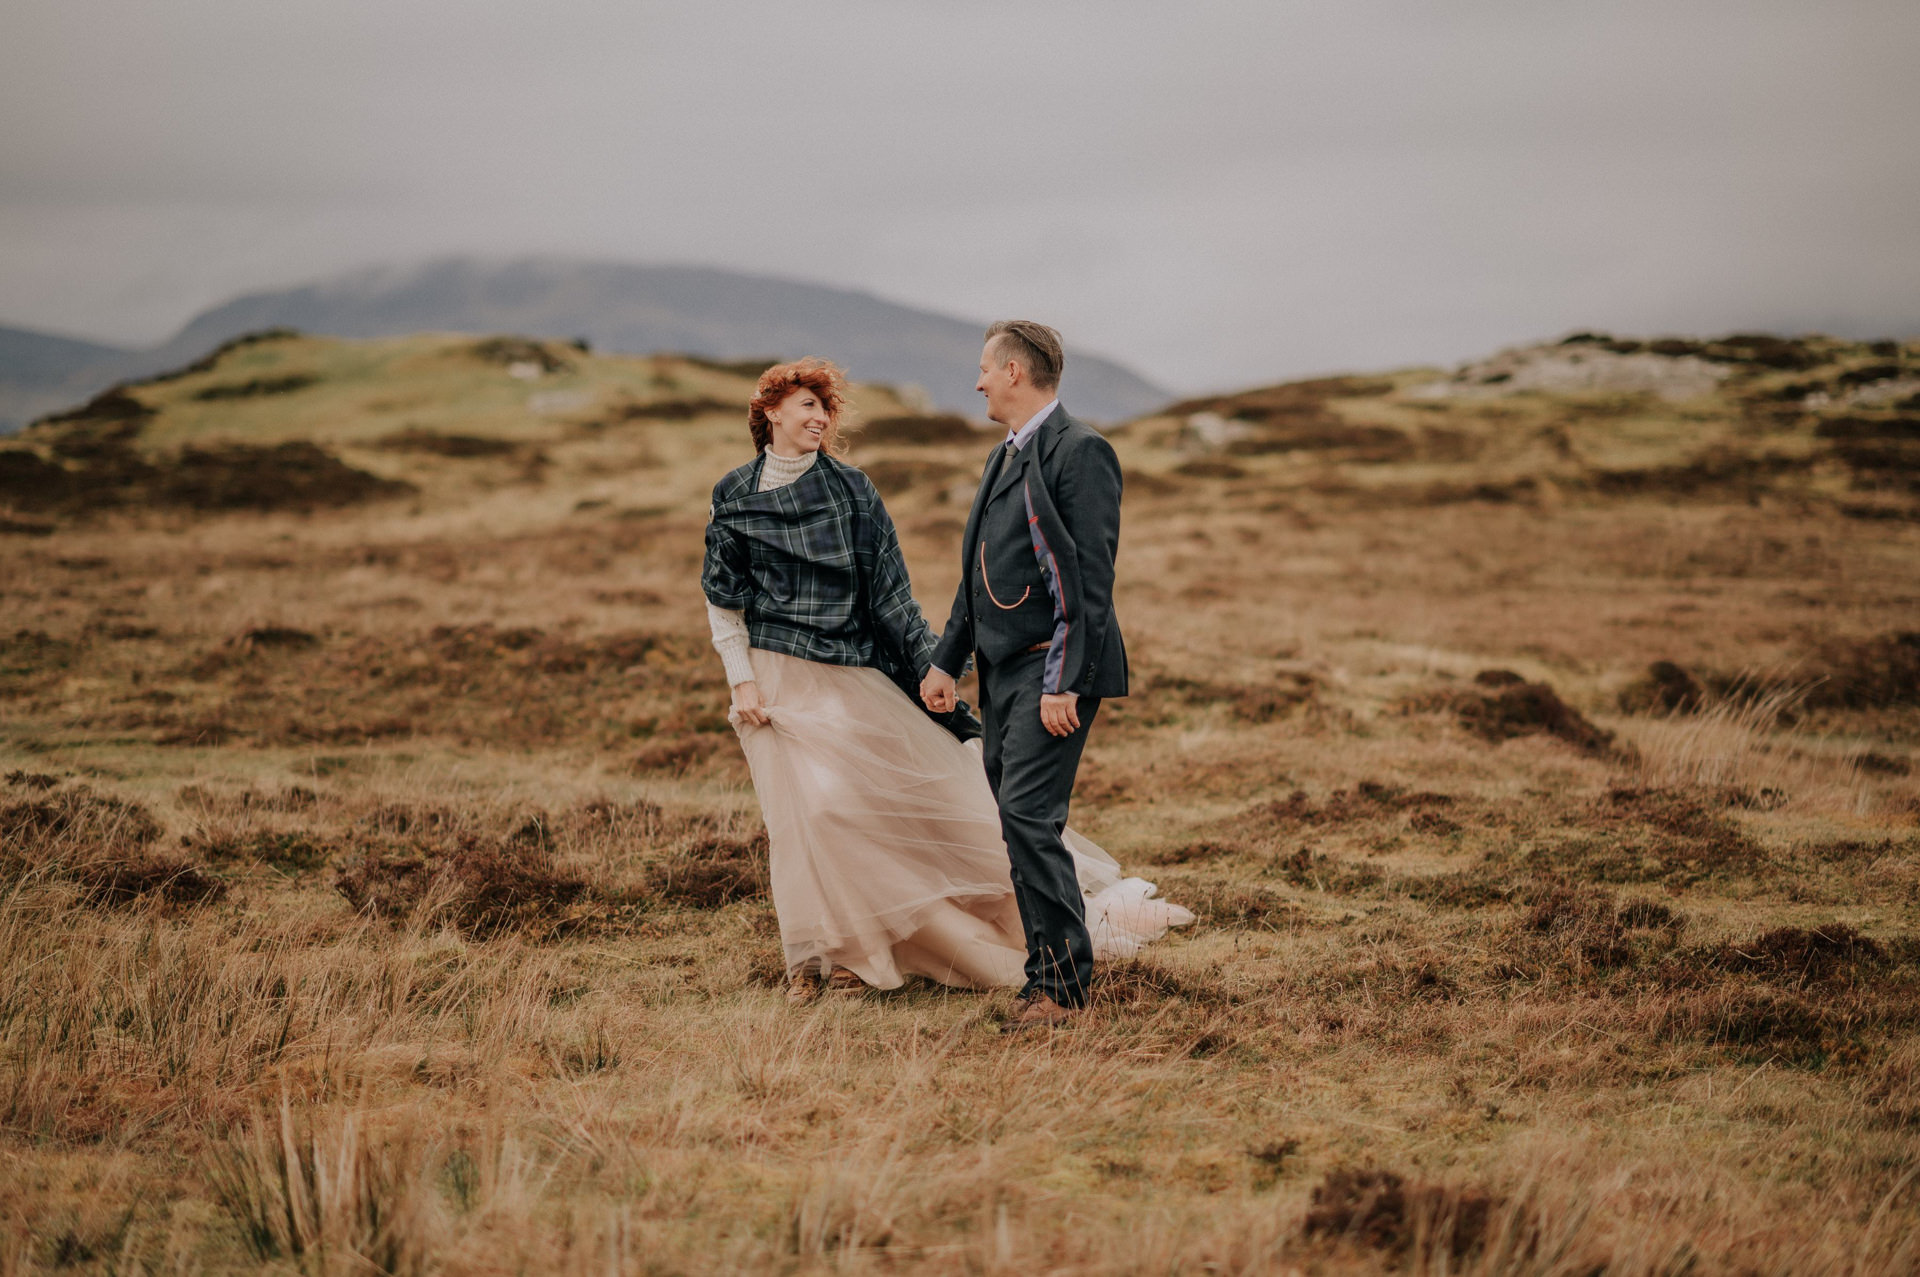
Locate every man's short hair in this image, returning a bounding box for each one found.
[985,320,1064,392]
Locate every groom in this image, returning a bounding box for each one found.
[921,320,1128,1031]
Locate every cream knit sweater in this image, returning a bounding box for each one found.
[706,448,818,686]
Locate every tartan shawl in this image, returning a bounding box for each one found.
[702,451,936,678]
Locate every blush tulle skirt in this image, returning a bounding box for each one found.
[732,649,1193,990]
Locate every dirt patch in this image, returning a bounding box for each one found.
[1413,478,1540,506]
[335,827,634,939]
[1429,671,1615,755]
[34,388,157,430]
[859,458,969,497]
[1618,660,1707,714]
[186,627,324,677]
[1798,632,1920,708]
[1586,448,1809,499]
[681,355,780,380]
[1702,924,1887,986]
[1575,786,1766,876]
[1408,809,1462,836]
[1699,334,1823,370]
[373,427,521,457]
[1651,956,1920,1066]
[1119,468,1183,497]
[633,734,724,773]
[0,629,81,680]
[0,784,225,905]
[1302,1168,1496,1260]
[192,829,333,871]
[1853,751,1911,776]
[1171,459,1246,480]
[1835,364,1909,389]
[1817,417,1920,455]
[1150,669,1319,723]
[1247,1138,1301,1173]
[176,782,319,816]
[605,397,739,423]
[1188,879,1305,926]
[1259,780,1458,829]
[1161,377,1413,462]
[1271,847,1383,895]
[71,856,225,906]
[1822,422,1920,493]
[1507,881,1686,975]
[1146,840,1241,866]
[115,624,719,752]
[1661,987,1844,1062]
[1226,422,1415,463]
[645,834,769,909]
[190,374,318,402]
[238,626,320,652]
[2,423,415,516]
[1,785,163,861]
[158,442,415,511]
[1398,867,1511,909]
[1092,958,1233,1008]
[854,414,978,445]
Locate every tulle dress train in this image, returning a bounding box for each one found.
[733,648,1192,990]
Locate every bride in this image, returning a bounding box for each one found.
[701,358,1190,1004]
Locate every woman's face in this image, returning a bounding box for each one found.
[766,387,832,456]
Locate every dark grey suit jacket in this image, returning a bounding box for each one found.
[931,404,1129,699]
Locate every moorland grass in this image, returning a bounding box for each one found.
[1,333,1916,1272]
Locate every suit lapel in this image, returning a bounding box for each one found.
[956,442,1005,597]
[1036,403,1070,467]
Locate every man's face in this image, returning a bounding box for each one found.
[975,339,1017,426]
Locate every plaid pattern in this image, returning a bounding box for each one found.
[703,453,935,676]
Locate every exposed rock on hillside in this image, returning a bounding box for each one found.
[1414,344,1731,402]
[1123,331,1919,522]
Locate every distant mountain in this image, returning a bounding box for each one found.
[0,326,136,432]
[0,258,1171,432]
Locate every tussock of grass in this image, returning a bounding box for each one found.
[205,1097,439,1275]
[645,832,770,909]
[1302,1166,1499,1261]
[1,781,225,905]
[333,812,647,939]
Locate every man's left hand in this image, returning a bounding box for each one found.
[1039,692,1080,737]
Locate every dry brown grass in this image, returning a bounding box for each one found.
[0,332,1916,1272]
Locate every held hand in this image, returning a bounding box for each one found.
[731,680,771,728]
[920,667,957,714]
[1040,692,1081,738]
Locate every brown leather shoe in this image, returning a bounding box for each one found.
[825,968,867,995]
[786,968,822,1005]
[1002,992,1078,1033]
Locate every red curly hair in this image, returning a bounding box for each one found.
[747,358,852,454]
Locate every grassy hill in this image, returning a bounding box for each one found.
[1,329,1917,1273]
[0,257,1174,430]
[0,330,942,533]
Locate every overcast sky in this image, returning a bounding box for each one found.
[3,0,1916,393]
